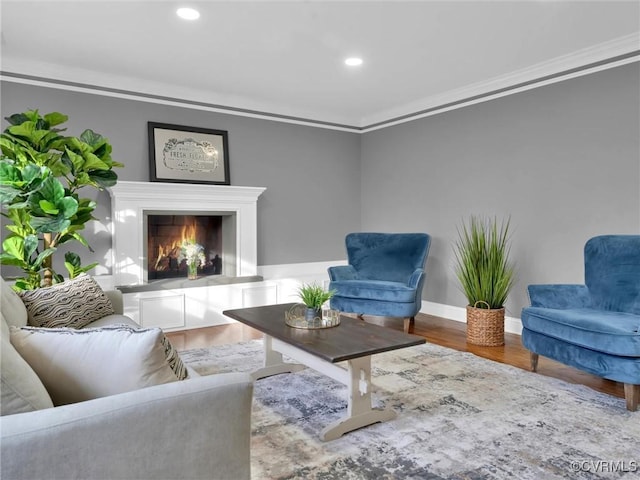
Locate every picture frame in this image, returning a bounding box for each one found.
[148,122,230,185]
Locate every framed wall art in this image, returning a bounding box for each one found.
[148,122,230,185]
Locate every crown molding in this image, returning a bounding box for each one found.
[0,58,361,133]
[360,32,640,132]
[1,33,638,133]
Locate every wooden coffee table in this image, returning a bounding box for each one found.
[223,303,426,441]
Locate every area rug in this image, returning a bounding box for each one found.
[179,340,639,480]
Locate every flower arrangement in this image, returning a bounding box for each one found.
[179,239,206,279]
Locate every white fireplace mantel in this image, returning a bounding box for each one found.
[109,181,266,286]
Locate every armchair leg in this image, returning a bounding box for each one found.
[403,317,415,334]
[624,383,639,411]
[530,353,539,372]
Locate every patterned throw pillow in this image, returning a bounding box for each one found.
[10,325,188,406]
[19,275,115,329]
[161,334,188,381]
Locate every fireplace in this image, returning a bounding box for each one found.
[146,213,231,280]
[109,181,265,287]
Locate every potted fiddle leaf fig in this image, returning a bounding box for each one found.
[0,110,123,291]
[297,282,335,321]
[453,215,516,346]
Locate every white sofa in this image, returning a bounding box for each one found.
[0,278,254,480]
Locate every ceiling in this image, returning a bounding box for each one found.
[1,1,639,130]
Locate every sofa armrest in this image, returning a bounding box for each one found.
[527,284,592,309]
[1,372,253,480]
[408,269,425,288]
[328,265,357,281]
[104,289,124,315]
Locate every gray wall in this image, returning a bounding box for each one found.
[0,82,362,274]
[360,62,640,317]
[2,62,639,319]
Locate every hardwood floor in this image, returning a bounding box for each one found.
[166,311,625,401]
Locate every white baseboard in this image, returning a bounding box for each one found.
[258,261,524,336]
[420,300,523,336]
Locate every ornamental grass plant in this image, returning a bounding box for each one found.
[297,282,335,310]
[453,216,515,310]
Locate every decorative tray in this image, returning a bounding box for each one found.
[284,304,341,329]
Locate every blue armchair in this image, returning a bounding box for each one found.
[521,235,640,411]
[328,233,431,332]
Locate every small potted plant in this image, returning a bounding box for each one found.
[453,215,516,346]
[297,282,335,321]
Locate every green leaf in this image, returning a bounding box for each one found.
[39,199,59,214]
[7,122,37,141]
[64,251,82,269]
[38,176,65,204]
[4,113,32,127]
[21,164,44,184]
[23,234,39,259]
[0,161,20,183]
[58,231,91,249]
[58,196,79,218]
[30,215,71,233]
[81,153,109,171]
[43,112,68,127]
[63,148,85,173]
[0,185,22,204]
[79,129,103,147]
[33,248,56,269]
[0,254,26,267]
[88,169,118,188]
[2,236,25,260]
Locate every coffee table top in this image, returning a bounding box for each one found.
[223,303,426,363]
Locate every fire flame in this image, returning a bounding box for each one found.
[152,218,199,271]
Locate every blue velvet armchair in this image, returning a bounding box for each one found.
[521,235,640,411]
[328,233,431,332]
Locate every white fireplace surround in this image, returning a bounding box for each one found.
[109,181,265,286]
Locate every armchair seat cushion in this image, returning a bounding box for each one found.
[330,280,417,303]
[522,307,640,357]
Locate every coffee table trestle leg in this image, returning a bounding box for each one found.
[252,335,397,441]
[251,335,305,381]
[320,356,396,442]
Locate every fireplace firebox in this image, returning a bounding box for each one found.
[146,214,223,280]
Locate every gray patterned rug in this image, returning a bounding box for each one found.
[179,340,639,480]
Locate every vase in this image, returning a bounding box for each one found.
[187,261,198,280]
[304,307,321,322]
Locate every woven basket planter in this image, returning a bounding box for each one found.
[466,302,505,346]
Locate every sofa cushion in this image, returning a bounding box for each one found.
[19,275,115,329]
[521,307,640,357]
[1,320,54,415]
[10,325,186,406]
[1,279,28,329]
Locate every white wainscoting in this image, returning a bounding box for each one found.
[111,261,341,331]
[94,261,523,334]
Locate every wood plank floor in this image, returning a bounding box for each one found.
[166,312,625,401]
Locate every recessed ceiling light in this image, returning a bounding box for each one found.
[345,57,363,67]
[177,7,200,20]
